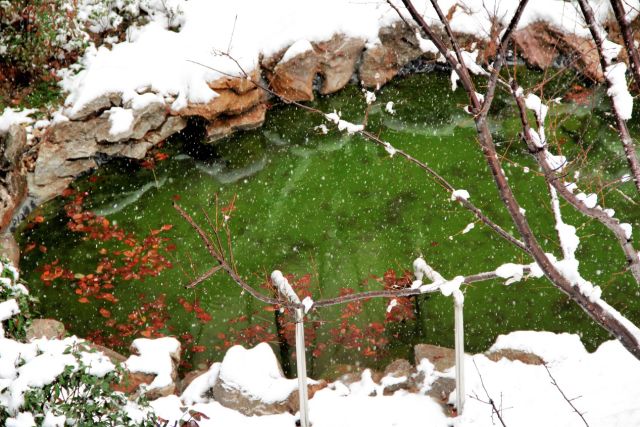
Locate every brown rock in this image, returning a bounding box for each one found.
[512,23,558,70]
[485,348,544,365]
[316,36,365,94]
[206,103,267,142]
[359,44,399,89]
[208,69,260,95]
[178,87,267,121]
[359,22,425,89]
[0,234,20,266]
[270,48,320,101]
[113,371,157,395]
[414,344,456,372]
[513,22,604,82]
[26,319,66,340]
[0,171,27,233]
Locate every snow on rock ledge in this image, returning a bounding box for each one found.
[211,342,299,416]
[487,330,588,365]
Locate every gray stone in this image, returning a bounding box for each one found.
[26,319,66,340]
[382,359,417,395]
[0,234,20,267]
[66,92,122,120]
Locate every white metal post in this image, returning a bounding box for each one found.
[295,307,310,427]
[453,289,465,414]
[272,271,310,427]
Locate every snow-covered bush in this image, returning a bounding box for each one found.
[0,258,34,340]
[0,258,157,426]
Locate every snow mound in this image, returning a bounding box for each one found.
[217,343,298,404]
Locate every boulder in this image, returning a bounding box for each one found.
[269,45,320,101]
[316,36,365,94]
[26,319,66,341]
[144,116,187,145]
[513,22,604,82]
[211,343,299,416]
[359,44,399,89]
[359,22,424,89]
[1,124,27,169]
[414,344,456,372]
[208,69,261,95]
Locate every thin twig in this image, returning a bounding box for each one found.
[543,363,590,427]
[472,358,508,427]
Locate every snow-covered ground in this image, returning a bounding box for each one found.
[149,331,640,427]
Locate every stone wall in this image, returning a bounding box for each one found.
[0,20,630,235]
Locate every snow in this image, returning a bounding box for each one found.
[620,223,633,239]
[385,101,395,114]
[489,331,588,364]
[6,412,35,427]
[386,299,398,313]
[524,93,548,123]
[495,263,524,285]
[181,362,221,405]
[146,331,640,427]
[364,90,376,105]
[217,343,299,404]
[107,107,135,136]
[413,257,445,283]
[325,112,364,135]
[602,39,622,64]
[439,276,464,297]
[0,109,35,134]
[606,62,634,120]
[281,39,314,63]
[301,296,314,313]
[575,192,598,209]
[451,189,470,201]
[125,337,181,391]
[0,299,20,323]
[382,141,397,157]
[461,223,475,234]
[271,270,301,304]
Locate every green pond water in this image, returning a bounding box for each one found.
[16,71,640,376]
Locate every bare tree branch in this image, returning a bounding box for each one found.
[472,358,508,427]
[399,0,640,360]
[577,0,640,192]
[543,363,590,427]
[511,82,640,284]
[609,0,640,91]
